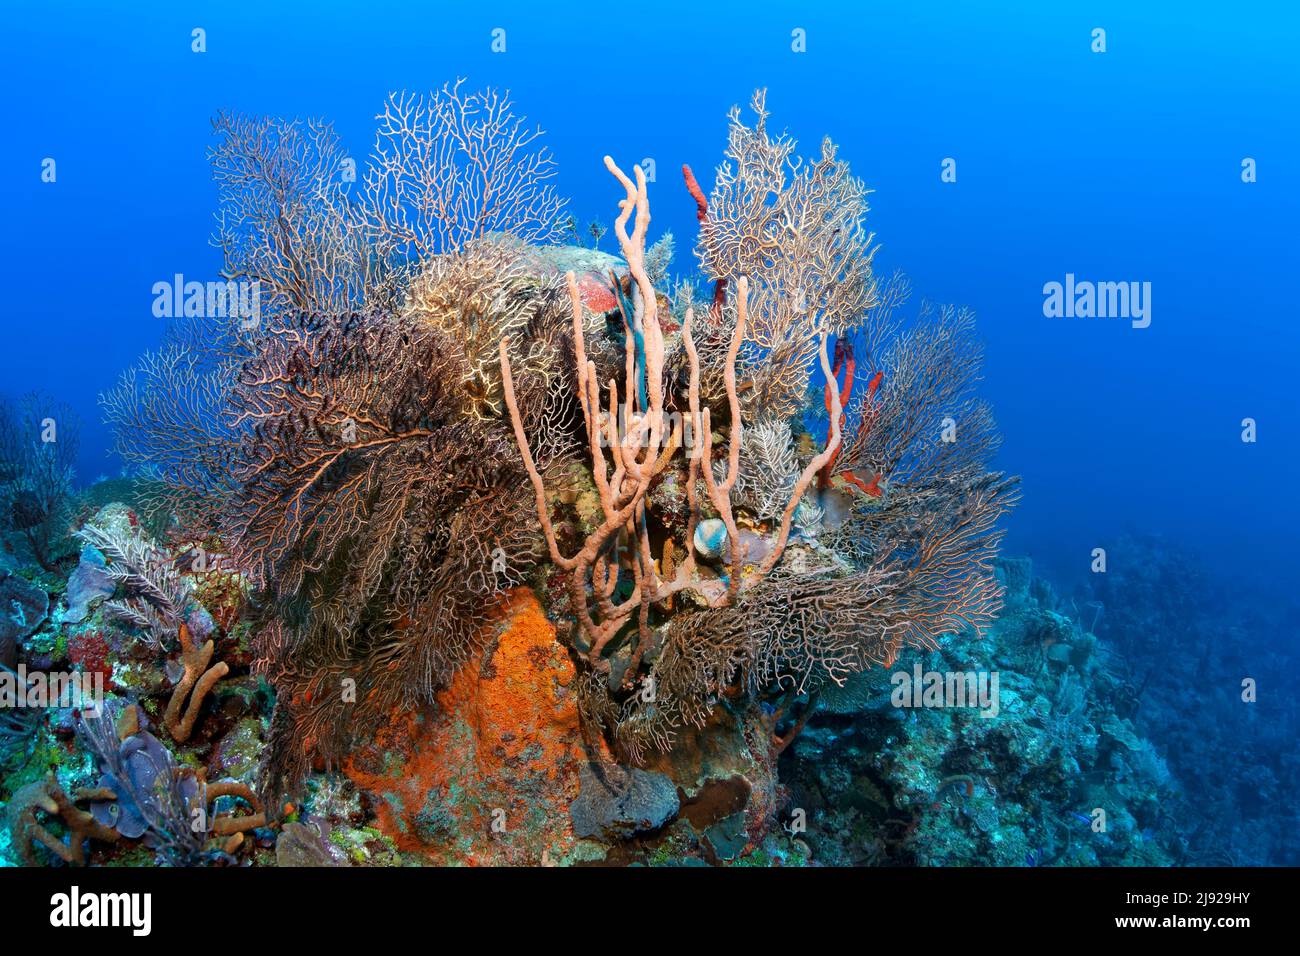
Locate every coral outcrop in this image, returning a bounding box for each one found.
[10,79,1187,872]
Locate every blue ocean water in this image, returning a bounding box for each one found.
[1,1,1295,866]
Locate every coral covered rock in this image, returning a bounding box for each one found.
[62,545,114,625]
[570,765,679,841]
[343,589,586,864]
[0,570,47,668]
[276,820,349,867]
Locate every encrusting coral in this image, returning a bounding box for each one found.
[342,588,585,864]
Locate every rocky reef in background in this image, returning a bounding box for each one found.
[1071,534,1300,866]
[5,484,1281,867]
[781,557,1178,866]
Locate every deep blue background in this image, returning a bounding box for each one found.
[2,1,1296,594]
